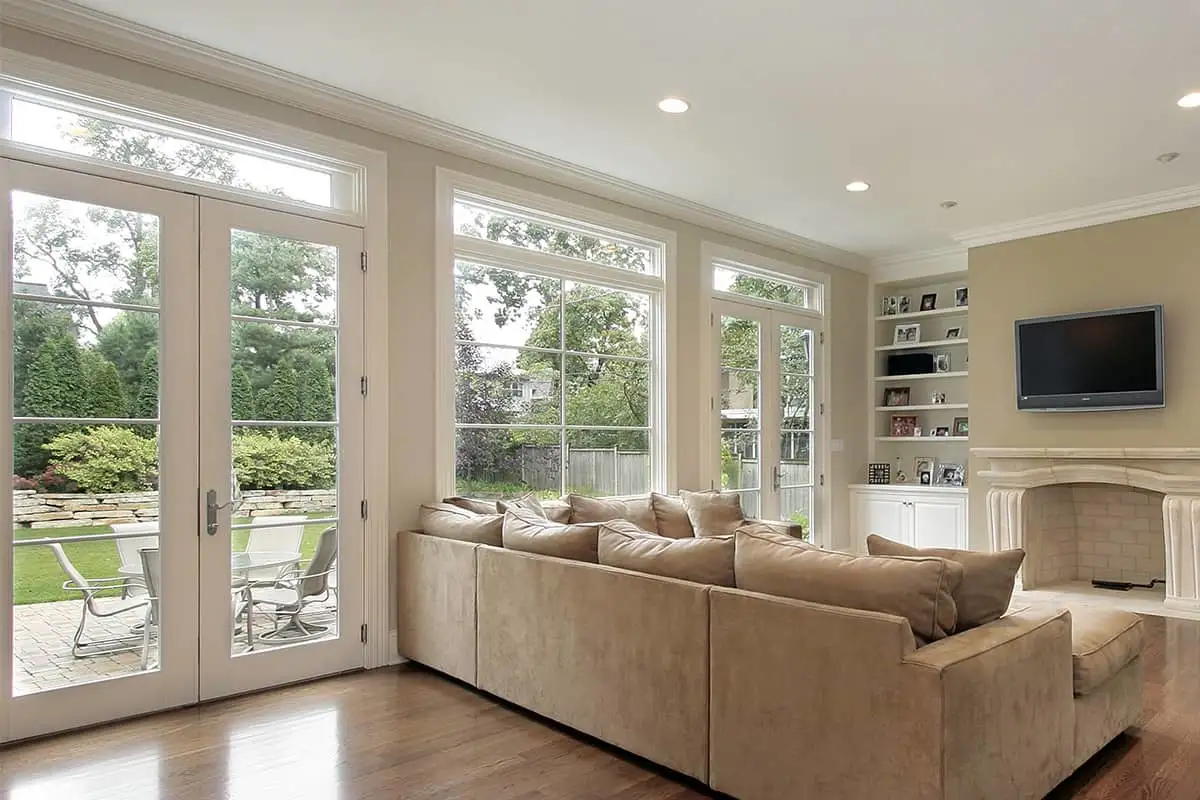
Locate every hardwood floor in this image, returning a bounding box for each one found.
[0,614,1197,799]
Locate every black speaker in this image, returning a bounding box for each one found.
[887,352,936,376]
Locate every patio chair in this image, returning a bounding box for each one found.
[250,526,338,645]
[111,521,159,598]
[48,543,149,658]
[137,547,160,670]
[243,515,306,586]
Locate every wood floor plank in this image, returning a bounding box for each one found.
[1,613,1196,799]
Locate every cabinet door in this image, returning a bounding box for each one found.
[855,494,910,550]
[911,497,967,549]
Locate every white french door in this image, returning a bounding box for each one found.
[0,162,366,742]
[713,299,822,533]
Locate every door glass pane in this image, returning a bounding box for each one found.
[228,230,339,655]
[720,315,761,502]
[780,487,812,540]
[779,322,814,540]
[10,193,163,695]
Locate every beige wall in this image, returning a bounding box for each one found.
[967,206,1200,546]
[0,28,868,628]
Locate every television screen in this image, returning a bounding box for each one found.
[1015,305,1164,411]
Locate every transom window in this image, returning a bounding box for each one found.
[448,181,668,500]
[713,259,822,312]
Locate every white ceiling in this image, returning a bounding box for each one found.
[58,0,1200,259]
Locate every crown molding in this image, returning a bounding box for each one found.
[954,183,1200,248]
[869,244,967,282]
[0,0,868,273]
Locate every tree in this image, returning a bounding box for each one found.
[95,312,158,403]
[46,426,158,493]
[15,336,88,475]
[86,359,128,420]
[257,365,301,423]
[454,319,520,482]
[231,366,256,421]
[298,361,334,443]
[12,300,77,415]
[134,347,159,427]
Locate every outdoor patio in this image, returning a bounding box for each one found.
[12,597,338,696]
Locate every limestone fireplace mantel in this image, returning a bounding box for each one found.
[974,447,1200,611]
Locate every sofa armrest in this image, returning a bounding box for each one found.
[903,607,1076,800]
[745,517,807,540]
[396,530,479,684]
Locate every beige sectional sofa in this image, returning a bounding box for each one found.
[397,494,1144,800]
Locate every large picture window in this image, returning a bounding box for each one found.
[447,183,669,500]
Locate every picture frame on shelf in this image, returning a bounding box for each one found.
[884,386,911,406]
[868,463,891,484]
[955,287,968,307]
[930,391,946,404]
[934,352,952,372]
[920,293,937,311]
[919,469,933,486]
[881,296,898,316]
[937,462,965,487]
[893,323,920,345]
[945,326,962,339]
[953,416,969,436]
[898,296,911,314]
[933,426,951,437]
[890,415,918,437]
[914,456,934,481]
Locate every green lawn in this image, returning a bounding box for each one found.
[13,515,333,606]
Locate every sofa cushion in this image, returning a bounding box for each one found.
[441,496,499,515]
[737,520,808,541]
[542,499,572,524]
[496,493,548,518]
[598,519,735,586]
[651,493,694,538]
[735,529,964,643]
[501,508,599,563]
[866,534,1025,629]
[568,494,657,532]
[680,490,744,538]
[1070,608,1144,696]
[418,503,503,546]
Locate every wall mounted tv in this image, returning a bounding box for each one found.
[1014,305,1164,411]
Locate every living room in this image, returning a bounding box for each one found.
[0,1,1197,799]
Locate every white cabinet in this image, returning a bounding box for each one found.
[849,486,968,552]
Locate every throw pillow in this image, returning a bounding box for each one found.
[650,493,695,538]
[442,496,499,515]
[501,508,600,562]
[598,519,735,586]
[680,489,744,537]
[567,494,657,532]
[866,534,1026,629]
[418,503,503,546]
[496,493,548,519]
[542,499,572,523]
[735,529,964,643]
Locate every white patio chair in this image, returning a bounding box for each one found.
[48,543,149,658]
[111,521,159,598]
[137,547,161,670]
[243,515,306,585]
[250,526,338,645]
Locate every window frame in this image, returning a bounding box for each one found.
[437,169,676,500]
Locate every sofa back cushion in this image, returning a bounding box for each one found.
[568,494,657,532]
[651,492,695,538]
[680,490,744,538]
[441,496,499,515]
[866,534,1025,629]
[598,520,735,586]
[419,503,503,546]
[735,529,964,643]
[496,493,548,518]
[501,508,600,562]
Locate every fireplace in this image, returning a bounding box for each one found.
[977,448,1200,612]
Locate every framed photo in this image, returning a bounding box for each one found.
[934,352,952,373]
[933,426,951,437]
[884,386,911,407]
[920,293,937,311]
[890,415,918,437]
[937,462,965,487]
[945,326,962,339]
[898,295,911,314]
[955,286,968,307]
[913,456,934,480]
[881,296,898,316]
[930,391,946,404]
[953,416,969,436]
[919,469,933,486]
[868,463,891,484]
[893,323,920,345]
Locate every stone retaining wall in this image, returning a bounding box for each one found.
[12,489,337,528]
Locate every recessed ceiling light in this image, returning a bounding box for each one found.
[845,181,870,192]
[940,200,959,209]
[1178,92,1200,108]
[1157,152,1181,164]
[657,97,689,114]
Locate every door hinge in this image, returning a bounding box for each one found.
[360,375,368,396]
[710,397,715,411]
[360,251,368,272]
[360,624,368,643]
[820,474,825,487]
[710,312,714,326]
[819,331,825,345]
[819,402,825,415]
[360,499,368,520]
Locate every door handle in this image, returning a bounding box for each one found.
[205,488,234,536]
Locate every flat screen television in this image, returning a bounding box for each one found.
[1014,305,1164,411]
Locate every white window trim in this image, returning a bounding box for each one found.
[700,242,831,547]
[0,50,394,669]
[436,168,677,499]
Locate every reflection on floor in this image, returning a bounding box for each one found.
[1012,580,1200,622]
[12,597,337,695]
